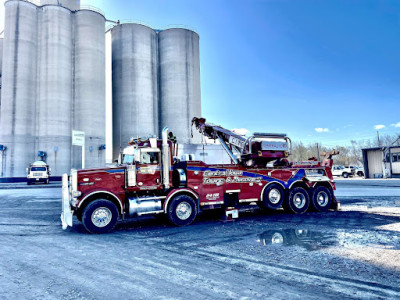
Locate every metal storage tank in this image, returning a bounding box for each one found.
[0,38,3,107]
[40,0,80,11]
[159,28,202,144]
[36,5,73,175]
[72,9,106,169]
[111,23,159,160]
[0,0,38,177]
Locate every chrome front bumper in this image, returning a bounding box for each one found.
[61,173,73,230]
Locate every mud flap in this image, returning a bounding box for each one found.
[61,173,73,230]
[331,196,341,211]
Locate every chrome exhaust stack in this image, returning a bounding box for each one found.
[162,127,170,189]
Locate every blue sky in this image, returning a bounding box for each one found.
[2,0,400,147]
[93,0,400,147]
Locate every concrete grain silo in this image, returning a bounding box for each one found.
[0,0,38,177]
[0,0,105,177]
[159,28,202,144]
[72,10,106,169]
[111,24,159,160]
[37,5,73,175]
[0,38,3,107]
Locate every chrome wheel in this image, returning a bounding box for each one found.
[268,188,281,204]
[293,193,306,209]
[176,202,192,220]
[316,191,329,207]
[91,207,112,228]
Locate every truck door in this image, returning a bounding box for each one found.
[136,149,162,189]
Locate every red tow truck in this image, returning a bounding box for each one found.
[61,118,340,233]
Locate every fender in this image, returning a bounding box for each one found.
[289,180,306,189]
[260,181,286,202]
[163,188,199,213]
[312,180,335,189]
[78,190,124,214]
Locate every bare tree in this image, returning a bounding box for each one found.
[290,132,399,166]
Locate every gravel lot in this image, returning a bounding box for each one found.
[0,180,400,299]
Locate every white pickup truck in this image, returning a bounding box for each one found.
[332,165,355,178]
[26,161,50,185]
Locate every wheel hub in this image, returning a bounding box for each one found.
[317,191,329,207]
[176,202,192,220]
[268,188,281,204]
[293,193,306,209]
[91,207,112,228]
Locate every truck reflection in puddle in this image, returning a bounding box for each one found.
[257,229,338,251]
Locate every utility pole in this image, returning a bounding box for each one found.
[316,143,320,161]
[377,131,381,147]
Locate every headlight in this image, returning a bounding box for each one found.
[305,169,325,176]
[72,191,81,198]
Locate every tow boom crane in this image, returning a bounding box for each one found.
[192,117,292,166]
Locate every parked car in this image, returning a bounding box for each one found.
[332,165,355,178]
[354,166,364,177]
[344,165,357,175]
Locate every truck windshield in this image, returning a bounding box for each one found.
[31,167,46,171]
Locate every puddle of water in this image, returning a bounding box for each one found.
[257,229,400,251]
[257,229,337,251]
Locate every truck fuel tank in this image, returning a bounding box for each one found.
[128,196,165,217]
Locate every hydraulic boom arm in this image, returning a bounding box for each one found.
[192,117,291,166]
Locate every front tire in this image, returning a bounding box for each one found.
[357,171,364,177]
[261,183,285,210]
[311,186,333,212]
[82,199,118,234]
[167,195,197,226]
[342,172,349,178]
[284,187,310,214]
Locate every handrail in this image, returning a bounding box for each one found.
[79,5,104,16]
[105,20,199,35]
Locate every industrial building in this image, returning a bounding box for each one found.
[362,146,400,178]
[0,0,105,177]
[0,0,203,177]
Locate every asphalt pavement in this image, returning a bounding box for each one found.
[0,180,399,299]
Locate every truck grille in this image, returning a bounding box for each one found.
[33,173,43,176]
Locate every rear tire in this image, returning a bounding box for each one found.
[357,171,364,177]
[261,183,285,210]
[342,172,349,178]
[284,187,310,214]
[167,195,197,226]
[311,186,333,212]
[82,199,118,234]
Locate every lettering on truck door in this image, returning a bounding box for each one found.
[201,168,225,205]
